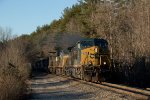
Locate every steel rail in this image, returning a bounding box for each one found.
[61,75,150,100]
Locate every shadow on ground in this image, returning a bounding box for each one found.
[29,91,92,100]
[27,73,94,100]
[31,78,74,88]
[31,72,49,78]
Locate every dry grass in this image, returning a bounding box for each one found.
[0,75,26,100]
[0,28,31,100]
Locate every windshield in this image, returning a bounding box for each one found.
[79,39,108,51]
[80,40,94,48]
[95,39,108,50]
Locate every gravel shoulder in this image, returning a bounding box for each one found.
[28,73,137,100]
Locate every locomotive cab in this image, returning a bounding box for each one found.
[80,39,110,66]
[79,38,111,82]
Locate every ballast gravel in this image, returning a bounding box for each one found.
[28,74,136,100]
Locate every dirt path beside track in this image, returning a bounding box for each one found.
[28,73,137,100]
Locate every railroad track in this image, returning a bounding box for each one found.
[101,82,150,100]
[60,75,150,100]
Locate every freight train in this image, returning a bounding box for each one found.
[49,38,112,82]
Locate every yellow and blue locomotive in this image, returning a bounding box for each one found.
[49,38,111,82]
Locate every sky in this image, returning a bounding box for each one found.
[0,0,78,35]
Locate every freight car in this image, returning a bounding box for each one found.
[49,38,112,82]
[32,57,49,73]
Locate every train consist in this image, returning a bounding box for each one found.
[49,38,112,82]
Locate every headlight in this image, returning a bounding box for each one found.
[94,48,98,53]
[56,57,58,61]
[103,62,106,65]
[90,54,95,58]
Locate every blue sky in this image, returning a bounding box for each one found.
[0,0,78,35]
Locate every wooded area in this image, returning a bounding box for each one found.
[0,0,150,99]
[29,0,150,86]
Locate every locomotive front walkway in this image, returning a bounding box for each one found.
[27,73,136,100]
